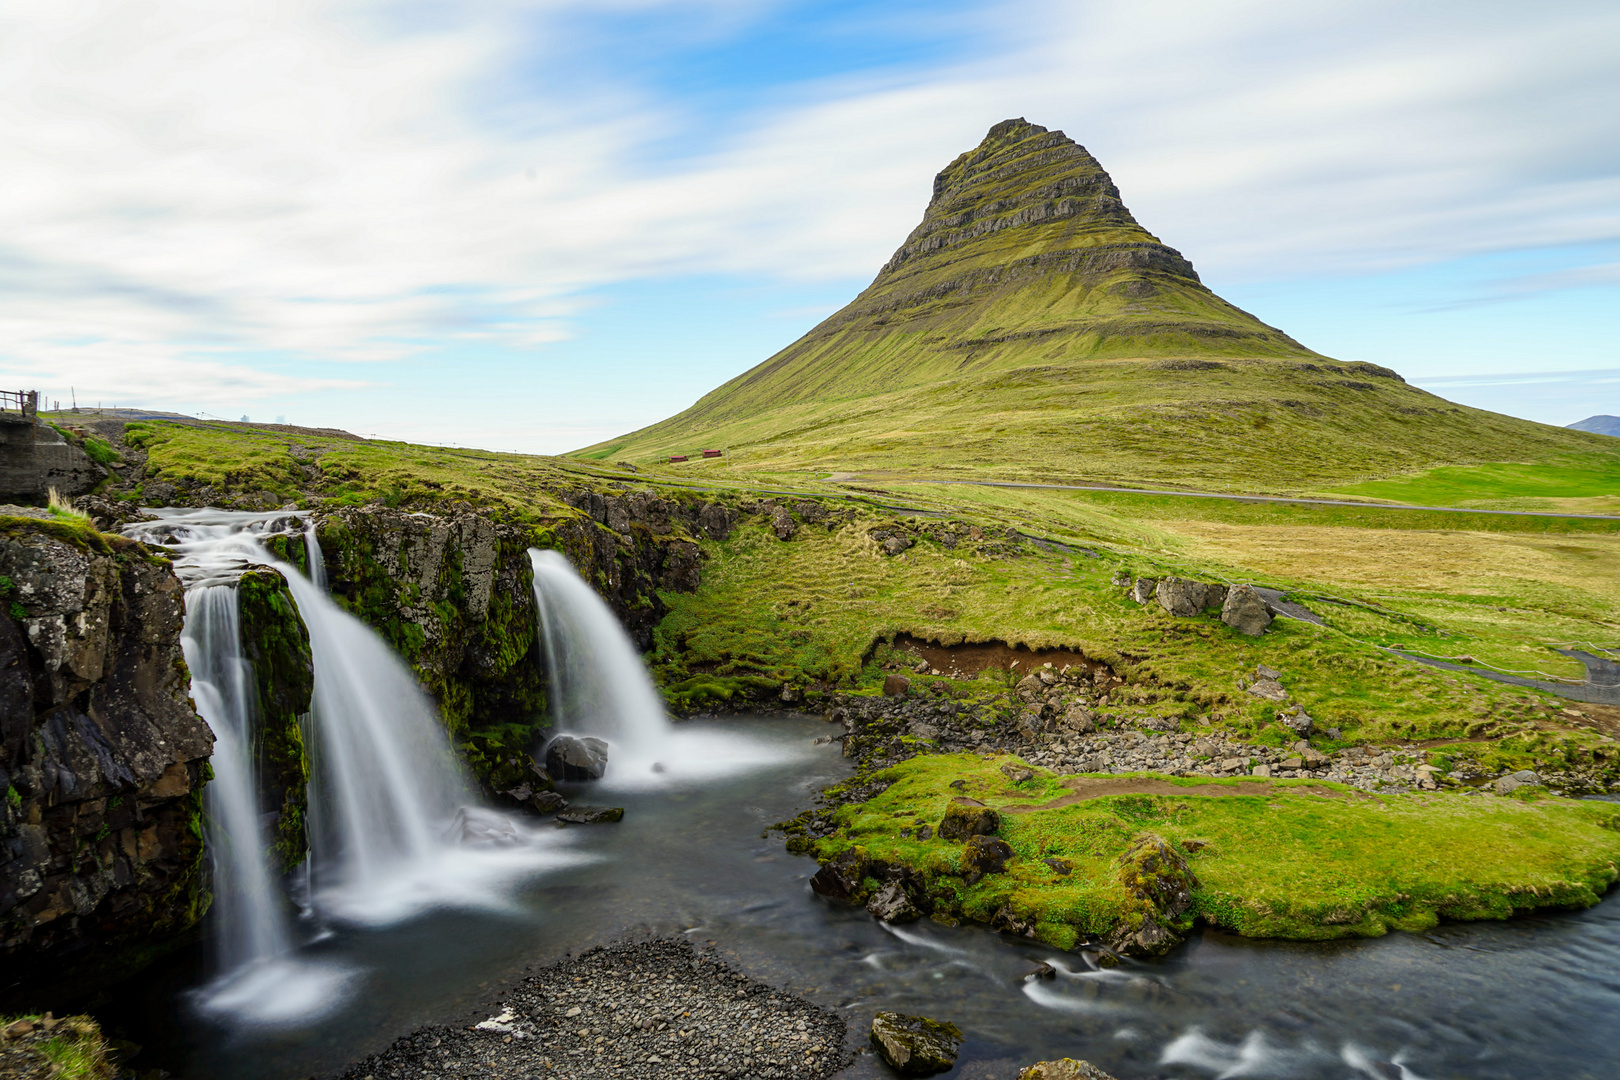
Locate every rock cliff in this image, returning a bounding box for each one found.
[0,511,213,1003]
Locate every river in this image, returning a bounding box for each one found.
[104,715,1620,1080]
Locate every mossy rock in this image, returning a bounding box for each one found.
[869,1012,963,1076]
[236,567,313,873]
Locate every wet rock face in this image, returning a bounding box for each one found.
[869,1012,964,1076]
[555,805,623,824]
[0,517,213,1000]
[865,881,921,923]
[545,735,609,781]
[808,847,868,904]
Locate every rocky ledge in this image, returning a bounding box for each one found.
[340,939,850,1080]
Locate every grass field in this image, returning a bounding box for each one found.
[1323,456,1620,514]
[813,753,1620,949]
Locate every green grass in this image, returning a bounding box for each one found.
[1324,456,1620,512]
[815,754,1620,949]
[0,1015,114,1080]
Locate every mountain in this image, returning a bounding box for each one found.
[1570,416,1620,437]
[579,120,1620,491]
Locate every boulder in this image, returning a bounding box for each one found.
[1108,833,1197,956]
[1059,704,1096,733]
[1281,709,1314,738]
[1018,1061,1121,1080]
[1221,585,1274,636]
[1246,678,1289,702]
[882,535,914,556]
[1154,577,1216,617]
[938,799,1000,840]
[1015,711,1043,741]
[1129,577,1157,604]
[1110,571,1131,587]
[809,847,868,903]
[866,882,922,923]
[530,790,568,814]
[1494,770,1543,795]
[1000,762,1035,784]
[545,734,610,781]
[555,805,624,824]
[961,834,1014,877]
[869,1012,963,1076]
[769,504,797,540]
[883,673,912,696]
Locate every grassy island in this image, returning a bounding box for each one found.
[811,754,1620,952]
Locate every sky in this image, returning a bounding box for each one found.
[5,0,1618,453]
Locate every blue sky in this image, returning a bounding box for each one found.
[5,0,1618,451]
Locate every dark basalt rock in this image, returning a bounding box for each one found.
[545,734,609,781]
[869,1012,964,1076]
[555,805,623,824]
[961,834,1014,878]
[0,515,213,1004]
[865,882,921,923]
[1018,1060,1121,1080]
[1108,832,1198,957]
[809,847,868,904]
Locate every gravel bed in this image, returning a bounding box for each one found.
[340,939,851,1080]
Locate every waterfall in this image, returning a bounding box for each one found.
[181,585,293,975]
[125,509,572,1025]
[528,549,672,778]
[304,525,327,591]
[528,548,791,789]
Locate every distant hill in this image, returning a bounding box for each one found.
[1570,415,1620,437]
[579,120,1620,491]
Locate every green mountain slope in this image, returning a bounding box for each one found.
[580,119,1620,492]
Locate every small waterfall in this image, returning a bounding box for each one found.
[181,585,293,975]
[529,549,672,778]
[304,526,327,591]
[528,549,792,789]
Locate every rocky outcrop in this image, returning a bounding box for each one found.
[545,734,608,781]
[1107,833,1197,956]
[0,422,106,506]
[234,567,313,873]
[1221,584,1274,636]
[1017,1061,1120,1080]
[0,513,213,1002]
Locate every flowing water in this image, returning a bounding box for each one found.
[113,513,1620,1078]
[107,714,1620,1080]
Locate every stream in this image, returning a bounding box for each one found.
[104,714,1620,1080]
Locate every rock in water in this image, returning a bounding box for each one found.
[809,848,868,904]
[869,1012,964,1076]
[938,799,1000,840]
[866,882,922,923]
[1221,584,1274,636]
[1018,1060,1121,1080]
[555,805,624,824]
[545,734,610,781]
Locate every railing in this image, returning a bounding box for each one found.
[0,390,36,420]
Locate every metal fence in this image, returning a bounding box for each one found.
[0,390,36,419]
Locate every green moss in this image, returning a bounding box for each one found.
[235,568,313,873]
[814,753,1620,947]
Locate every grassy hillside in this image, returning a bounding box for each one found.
[578,120,1620,492]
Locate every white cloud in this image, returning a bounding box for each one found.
[2,0,1617,416]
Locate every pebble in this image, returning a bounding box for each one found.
[339,939,851,1080]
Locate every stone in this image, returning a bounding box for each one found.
[545,734,610,781]
[866,882,922,923]
[1281,709,1314,737]
[809,847,868,903]
[938,799,1000,840]
[1256,664,1282,679]
[883,673,912,696]
[1108,833,1197,957]
[1110,571,1131,587]
[1494,770,1542,795]
[1129,577,1157,604]
[1015,712,1043,741]
[881,535,914,556]
[1246,679,1289,702]
[1221,584,1274,636]
[555,805,624,824]
[1000,763,1034,784]
[961,835,1014,877]
[1154,577,1216,617]
[529,790,568,814]
[1219,757,1246,773]
[1018,1060,1121,1080]
[869,1013,963,1076]
[1026,961,1057,980]
[1059,704,1097,733]
[1251,764,1272,778]
[769,504,797,540]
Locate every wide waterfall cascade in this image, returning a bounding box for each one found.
[528,548,792,789]
[126,510,585,1025]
